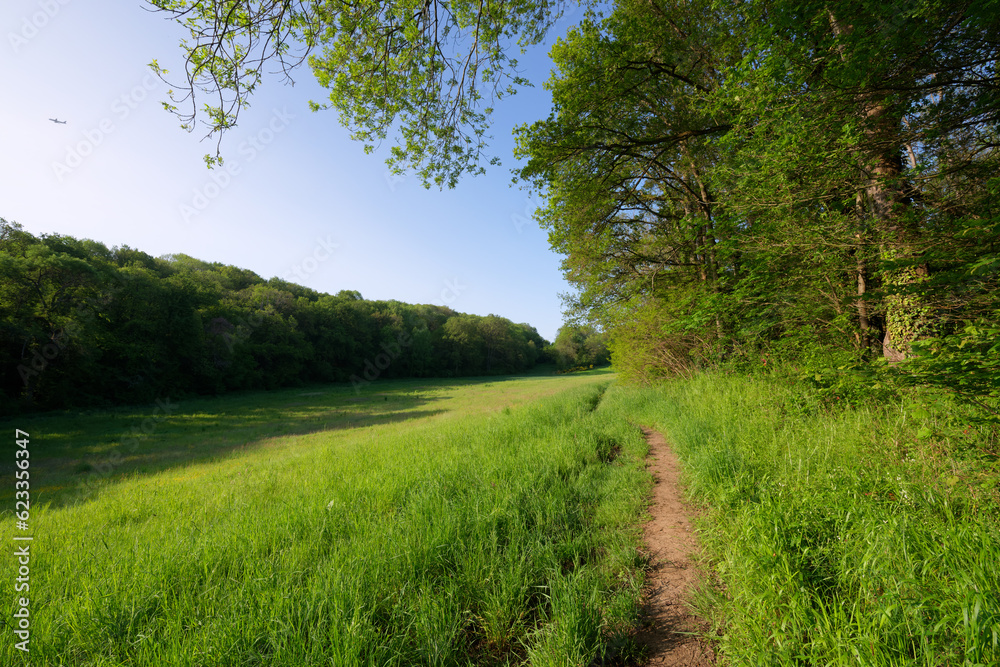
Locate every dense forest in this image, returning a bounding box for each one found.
[512,0,999,417]
[0,220,553,413]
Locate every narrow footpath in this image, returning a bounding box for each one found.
[633,427,715,666]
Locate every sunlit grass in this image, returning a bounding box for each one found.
[2,368,653,666]
[1,370,615,508]
[7,366,990,665]
[613,371,1000,666]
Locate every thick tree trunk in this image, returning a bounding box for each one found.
[862,104,934,362]
[828,11,934,361]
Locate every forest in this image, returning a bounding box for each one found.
[511,0,999,419]
[0,220,559,413]
[144,0,999,418]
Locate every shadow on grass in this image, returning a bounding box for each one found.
[1,384,450,510]
[1,370,617,511]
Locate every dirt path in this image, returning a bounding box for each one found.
[633,427,715,666]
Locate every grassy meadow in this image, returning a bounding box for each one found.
[3,370,656,666]
[3,368,998,665]
[1,370,616,510]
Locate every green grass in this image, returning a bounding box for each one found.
[2,369,652,666]
[0,370,613,509]
[7,367,995,665]
[611,371,1000,666]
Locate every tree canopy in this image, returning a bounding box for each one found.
[0,220,550,413]
[147,0,1000,412]
[148,0,574,186]
[549,323,609,369]
[514,1,998,387]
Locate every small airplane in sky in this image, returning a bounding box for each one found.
[49,118,67,124]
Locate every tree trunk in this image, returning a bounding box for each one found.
[862,104,933,362]
[828,10,934,361]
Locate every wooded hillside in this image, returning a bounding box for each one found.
[0,221,550,413]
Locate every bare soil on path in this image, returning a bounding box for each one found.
[633,427,715,666]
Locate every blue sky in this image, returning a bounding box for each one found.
[0,1,578,342]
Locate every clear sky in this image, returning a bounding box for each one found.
[1,1,577,342]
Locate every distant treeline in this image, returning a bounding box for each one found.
[549,325,610,371]
[0,220,551,413]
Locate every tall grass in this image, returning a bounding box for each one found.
[2,374,650,666]
[11,368,990,665]
[615,371,1000,666]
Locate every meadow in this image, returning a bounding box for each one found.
[2,370,654,666]
[3,368,997,666]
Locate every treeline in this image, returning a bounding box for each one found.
[549,325,610,371]
[517,0,999,410]
[0,221,549,413]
